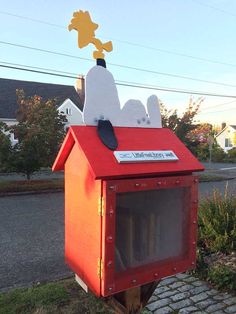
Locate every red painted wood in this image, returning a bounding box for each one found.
[52,129,74,171]
[64,144,102,296]
[52,126,204,178]
[52,125,202,298]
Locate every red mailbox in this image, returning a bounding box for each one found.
[52,125,204,297]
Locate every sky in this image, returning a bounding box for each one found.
[0,0,236,126]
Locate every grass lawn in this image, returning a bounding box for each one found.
[0,278,115,314]
[198,174,228,182]
[0,179,63,194]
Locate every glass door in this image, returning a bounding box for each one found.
[101,175,198,297]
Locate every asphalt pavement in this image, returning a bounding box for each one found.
[199,178,236,197]
[0,193,71,292]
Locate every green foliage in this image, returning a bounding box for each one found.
[0,122,12,172]
[0,279,114,314]
[9,89,67,179]
[160,97,203,150]
[199,174,225,182]
[211,145,226,162]
[195,247,209,277]
[11,132,42,180]
[192,143,226,162]
[195,189,236,293]
[192,142,209,161]
[194,249,236,293]
[0,283,69,314]
[198,187,236,254]
[207,265,236,291]
[225,147,236,163]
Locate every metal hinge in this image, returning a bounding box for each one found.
[98,196,104,216]
[97,258,104,279]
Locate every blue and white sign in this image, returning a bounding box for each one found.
[114,150,178,163]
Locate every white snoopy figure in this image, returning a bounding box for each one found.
[73,65,162,129]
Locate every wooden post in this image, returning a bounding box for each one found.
[105,281,160,314]
[123,287,141,313]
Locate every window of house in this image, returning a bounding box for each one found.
[225,138,232,147]
[66,108,72,115]
[13,132,18,141]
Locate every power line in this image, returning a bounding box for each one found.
[108,61,236,89]
[200,107,236,115]
[200,100,236,112]
[191,0,236,17]
[105,38,236,69]
[1,10,236,69]
[116,81,236,98]
[0,60,84,77]
[0,41,93,63]
[1,62,236,99]
[0,10,65,28]
[1,40,236,89]
[0,64,78,80]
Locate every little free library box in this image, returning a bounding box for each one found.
[52,125,204,297]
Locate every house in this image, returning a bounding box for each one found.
[216,125,236,152]
[0,77,84,143]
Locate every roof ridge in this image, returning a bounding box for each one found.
[0,77,83,119]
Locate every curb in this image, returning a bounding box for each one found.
[199,176,236,183]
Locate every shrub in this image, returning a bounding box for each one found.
[198,186,236,253]
[192,143,226,162]
[207,265,236,291]
[193,143,209,161]
[211,145,226,162]
[226,147,236,163]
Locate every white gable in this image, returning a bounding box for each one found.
[58,98,84,126]
[216,125,236,152]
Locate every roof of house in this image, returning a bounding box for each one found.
[52,126,204,179]
[0,78,82,119]
[216,124,236,137]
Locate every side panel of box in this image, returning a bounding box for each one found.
[64,143,102,296]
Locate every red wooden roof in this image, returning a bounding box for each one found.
[52,126,204,179]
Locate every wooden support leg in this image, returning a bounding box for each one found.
[123,287,141,313]
[105,281,160,314]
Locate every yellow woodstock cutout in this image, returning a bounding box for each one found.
[68,10,113,60]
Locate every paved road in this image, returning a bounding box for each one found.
[199,179,236,197]
[0,193,71,291]
[0,178,236,291]
[202,161,236,171]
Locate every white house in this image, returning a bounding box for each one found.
[55,76,85,128]
[216,125,236,152]
[1,118,18,145]
[0,77,84,144]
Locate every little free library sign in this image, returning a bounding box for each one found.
[114,150,178,163]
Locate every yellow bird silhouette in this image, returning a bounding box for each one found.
[68,10,113,60]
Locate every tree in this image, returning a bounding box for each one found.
[0,122,12,171]
[10,89,67,179]
[160,97,204,150]
[186,123,213,144]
